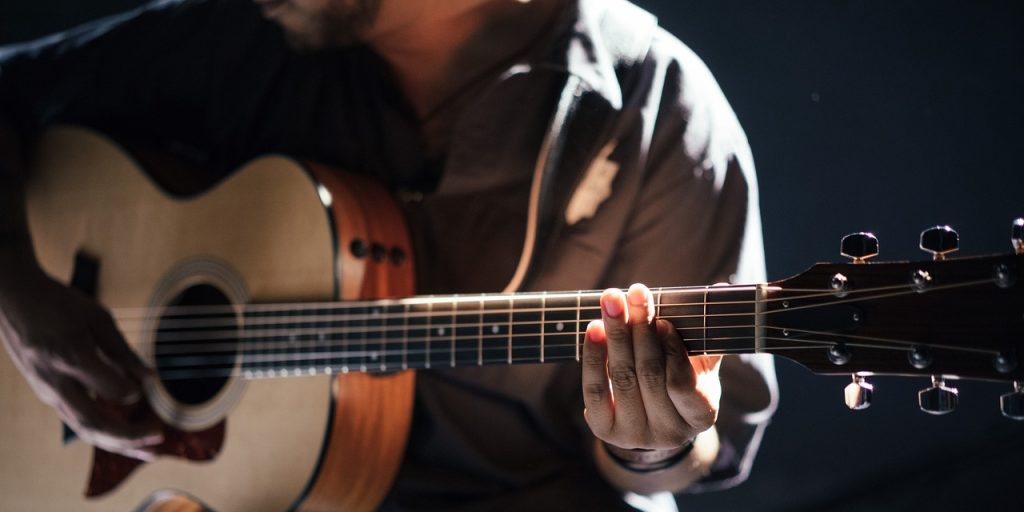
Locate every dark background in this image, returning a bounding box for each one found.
[2,1,1022,510]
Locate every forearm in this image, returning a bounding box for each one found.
[594,427,719,496]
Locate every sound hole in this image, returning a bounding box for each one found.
[155,284,237,406]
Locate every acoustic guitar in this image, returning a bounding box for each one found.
[2,126,1022,511]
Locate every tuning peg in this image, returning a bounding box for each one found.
[918,376,958,415]
[844,375,873,410]
[1000,382,1024,420]
[840,232,879,264]
[1012,218,1023,255]
[920,225,959,260]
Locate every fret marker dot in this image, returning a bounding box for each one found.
[307,368,316,376]
[491,325,500,334]
[280,369,289,377]
[370,352,379,361]
[437,327,446,336]
[325,367,333,375]
[556,322,565,332]
[244,371,254,379]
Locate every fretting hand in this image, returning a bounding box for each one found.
[582,283,722,454]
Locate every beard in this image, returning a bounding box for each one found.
[262,0,382,51]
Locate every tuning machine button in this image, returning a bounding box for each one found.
[918,376,958,415]
[844,375,873,410]
[840,232,879,264]
[920,225,959,260]
[1000,382,1024,420]
[1012,218,1024,255]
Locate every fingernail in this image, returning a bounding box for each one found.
[627,284,647,306]
[601,291,623,317]
[143,433,164,445]
[586,320,607,343]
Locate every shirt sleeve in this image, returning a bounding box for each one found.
[601,29,778,493]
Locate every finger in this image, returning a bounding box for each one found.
[628,285,686,447]
[90,307,152,386]
[659,320,717,432]
[53,378,162,459]
[600,288,646,437]
[581,320,613,438]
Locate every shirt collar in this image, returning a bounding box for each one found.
[533,0,652,111]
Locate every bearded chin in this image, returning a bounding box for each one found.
[281,0,379,52]
[283,22,361,52]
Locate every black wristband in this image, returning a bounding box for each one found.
[602,440,694,473]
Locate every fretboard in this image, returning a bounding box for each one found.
[225,285,762,379]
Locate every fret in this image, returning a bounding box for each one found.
[406,302,429,369]
[543,294,578,362]
[659,289,705,352]
[401,302,409,369]
[579,294,602,323]
[506,297,513,364]
[575,291,582,361]
[383,303,405,371]
[428,301,453,369]
[305,307,323,375]
[347,304,368,371]
[287,309,304,374]
[364,305,384,372]
[330,305,352,373]
[477,298,484,366]
[454,299,480,367]
[705,286,758,353]
[540,293,546,363]
[240,308,259,375]
[702,286,709,354]
[244,309,257,375]
[511,296,542,364]
[280,308,301,375]
[309,307,325,375]
[482,298,509,365]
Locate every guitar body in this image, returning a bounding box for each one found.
[0,126,415,511]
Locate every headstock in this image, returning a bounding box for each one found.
[763,221,1024,419]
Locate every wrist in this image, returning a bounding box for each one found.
[601,439,694,473]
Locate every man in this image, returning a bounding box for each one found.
[0,0,776,509]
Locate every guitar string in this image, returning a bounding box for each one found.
[111,277,993,340]
[148,335,865,381]
[138,319,756,344]
[146,325,992,373]
[140,324,757,353]
[115,305,753,332]
[115,277,995,353]
[107,280,927,320]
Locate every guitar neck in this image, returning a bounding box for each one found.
[165,285,768,379]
